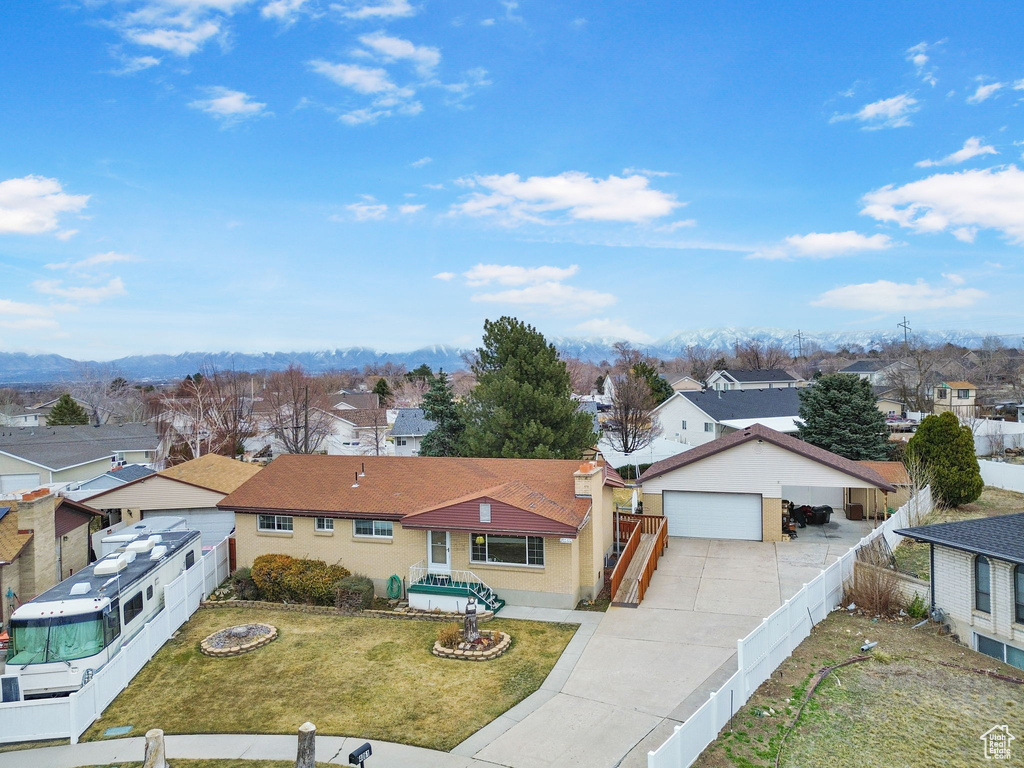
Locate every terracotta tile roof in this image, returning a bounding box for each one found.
[218,455,595,529]
[640,423,896,492]
[0,509,32,564]
[858,461,910,486]
[158,453,263,494]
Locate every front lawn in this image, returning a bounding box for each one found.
[695,612,1024,768]
[76,763,332,768]
[83,607,576,751]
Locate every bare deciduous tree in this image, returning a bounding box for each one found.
[684,345,714,385]
[158,366,256,461]
[604,372,662,454]
[733,338,791,370]
[263,365,336,454]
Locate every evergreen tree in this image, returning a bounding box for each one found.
[797,374,888,460]
[419,370,464,457]
[907,411,983,507]
[47,393,89,426]
[460,317,596,458]
[371,377,394,408]
[631,361,674,404]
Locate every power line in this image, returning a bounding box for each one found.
[793,330,804,358]
[898,317,912,346]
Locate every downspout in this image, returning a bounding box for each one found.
[929,543,936,613]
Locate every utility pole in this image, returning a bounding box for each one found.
[303,384,309,454]
[793,330,805,359]
[898,317,912,347]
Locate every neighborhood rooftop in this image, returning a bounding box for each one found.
[675,387,802,422]
[839,360,884,373]
[157,452,262,494]
[391,408,437,437]
[0,423,159,470]
[896,513,1024,566]
[716,369,797,383]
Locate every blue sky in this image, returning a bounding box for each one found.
[2,0,1024,359]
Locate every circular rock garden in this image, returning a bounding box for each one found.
[432,629,511,661]
[200,623,277,657]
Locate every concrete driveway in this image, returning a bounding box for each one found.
[467,517,874,768]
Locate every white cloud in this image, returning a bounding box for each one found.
[359,32,440,76]
[463,263,579,286]
[916,136,998,167]
[749,231,894,260]
[411,156,432,167]
[340,108,390,125]
[33,277,127,304]
[0,175,89,236]
[472,282,616,314]
[0,298,60,331]
[861,165,1024,244]
[125,21,222,56]
[309,60,395,93]
[398,204,424,214]
[830,93,919,129]
[110,54,162,75]
[335,0,415,19]
[261,0,309,21]
[573,318,652,343]
[45,252,139,271]
[812,278,986,311]
[451,171,682,224]
[480,18,495,26]
[346,200,388,220]
[0,299,54,318]
[424,183,445,190]
[967,81,1004,104]
[189,87,269,125]
[433,271,456,281]
[905,41,941,86]
[622,167,674,177]
[942,272,965,285]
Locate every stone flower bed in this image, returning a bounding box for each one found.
[201,599,494,623]
[200,623,277,657]
[433,629,511,661]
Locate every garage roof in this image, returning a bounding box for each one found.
[639,423,896,492]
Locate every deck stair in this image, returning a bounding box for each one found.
[611,533,658,605]
[407,563,506,613]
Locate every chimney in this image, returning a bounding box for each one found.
[14,489,57,599]
[573,461,602,498]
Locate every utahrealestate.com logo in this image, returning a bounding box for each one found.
[981,725,1015,760]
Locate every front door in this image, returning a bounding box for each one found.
[428,530,451,575]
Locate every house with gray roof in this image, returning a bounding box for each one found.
[652,387,803,447]
[390,408,437,456]
[839,360,887,385]
[706,369,803,392]
[0,423,161,494]
[896,514,1024,672]
[65,463,158,499]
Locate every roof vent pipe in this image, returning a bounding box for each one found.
[360,462,365,477]
[352,471,359,488]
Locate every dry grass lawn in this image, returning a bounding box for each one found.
[82,607,576,751]
[893,485,1024,579]
[695,612,1024,768]
[76,763,331,768]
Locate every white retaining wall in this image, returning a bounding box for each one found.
[0,536,230,746]
[648,486,933,768]
[979,460,1024,494]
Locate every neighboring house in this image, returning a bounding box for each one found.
[391,408,437,457]
[639,423,896,542]
[596,436,692,472]
[896,513,1024,672]
[82,452,261,546]
[0,488,101,623]
[0,424,161,494]
[331,389,380,411]
[706,369,803,392]
[669,376,703,392]
[30,396,113,426]
[0,411,42,428]
[933,381,978,418]
[852,461,912,517]
[653,387,803,446]
[65,464,157,498]
[838,360,887,385]
[874,386,905,418]
[325,409,394,456]
[219,455,625,610]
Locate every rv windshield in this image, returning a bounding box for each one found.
[8,613,105,665]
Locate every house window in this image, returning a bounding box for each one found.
[680,420,687,430]
[258,514,293,533]
[936,388,948,399]
[354,520,393,538]
[1016,565,1024,624]
[479,503,491,523]
[976,634,1024,672]
[471,534,544,567]
[957,389,970,400]
[704,422,714,433]
[975,555,991,613]
[123,592,144,624]
[315,517,334,532]
[396,437,407,446]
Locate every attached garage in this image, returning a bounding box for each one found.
[143,507,234,546]
[664,491,762,540]
[1,473,41,494]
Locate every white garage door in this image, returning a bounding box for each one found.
[144,508,234,547]
[663,491,763,540]
[1,473,41,494]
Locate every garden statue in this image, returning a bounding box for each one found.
[464,596,481,643]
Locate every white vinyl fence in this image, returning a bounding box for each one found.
[0,536,230,746]
[648,487,933,768]
[979,459,1024,494]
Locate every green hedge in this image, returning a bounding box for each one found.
[335,575,375,612]
[251,554,351,606]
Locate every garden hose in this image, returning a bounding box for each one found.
[386,574,402,600]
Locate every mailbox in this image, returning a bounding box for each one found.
[349,742,372,766]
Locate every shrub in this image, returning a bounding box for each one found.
[847,564,903,617]
[251,554,350,605]
[230,566,259,601]
[436,622,462,648]
[907,411,983,507]
[335,575,375,613]
[907,593,929,619]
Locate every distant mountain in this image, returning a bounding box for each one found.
[0,327,1009,384]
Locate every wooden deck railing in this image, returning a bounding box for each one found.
[635,516,669,604]
[615,513,665,541]
[609,518,642,601]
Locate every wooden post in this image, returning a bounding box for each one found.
[296,721,316,768]
[143,729,168,768]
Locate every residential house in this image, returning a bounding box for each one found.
[82,452,261,546]
[639,424,895,542]
[325,409,394,456]
[30,395,113,426]
[0,423,161,494]
[0,411,42,428]
[874,386,906,418]
[669,376,703,392]
[933,381,978,418]
[653,387,803,446]
[219,455,625,610]
[0,489,100,624]
[331,389,380,411]
[896,513,1024,672]
[706,369,803,392]
[64,464,157,499]
[391,408,437,457]
[838,360,887,385]
[850,461,912,518]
